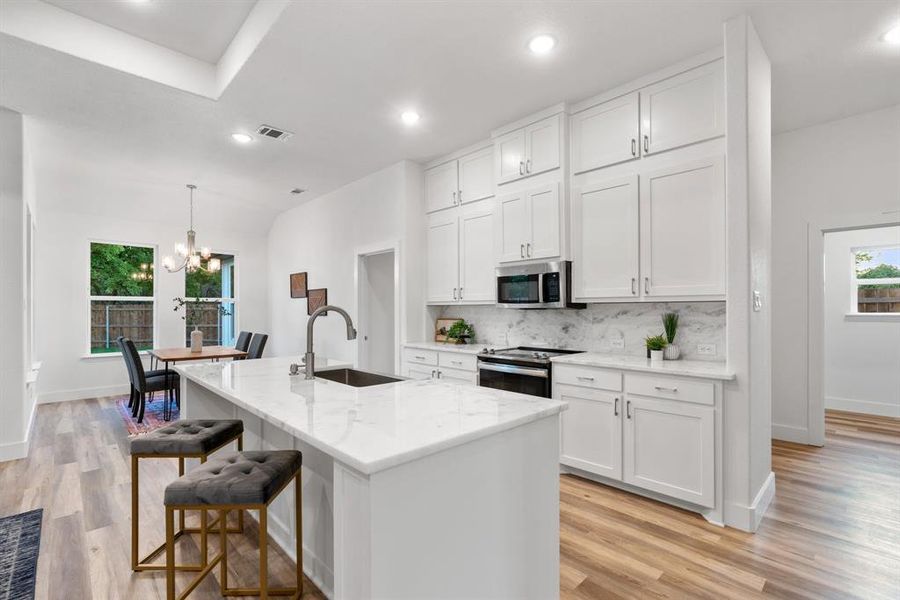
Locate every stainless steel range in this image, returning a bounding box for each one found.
[477,347,583,398]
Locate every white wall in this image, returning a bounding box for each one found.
[824,227,900,417]
[267,160,425,367]
[772,104,900,442]
[35,209,270,403]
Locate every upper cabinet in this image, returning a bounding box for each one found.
[494,114,562,185]
[570,59,724,176]
[496,183,561,264]
[425,146,494,214]
[571,92,640,174]
[640,60,725,156]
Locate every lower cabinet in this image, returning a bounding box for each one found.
[622,395,714,507]
[556,365,718,511]
[402,347,478,385]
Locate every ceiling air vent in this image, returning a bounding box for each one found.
[256,124,294,141]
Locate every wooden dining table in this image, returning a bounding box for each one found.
[149,345,248,420]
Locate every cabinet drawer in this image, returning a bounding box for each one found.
[403,348,438,366]
[438,352,477,372]
[625,373,714,406]
[436,366,477,385]
[553,364,622,391]
[404,362,435,380]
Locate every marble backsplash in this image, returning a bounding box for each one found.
[440,302,726,361]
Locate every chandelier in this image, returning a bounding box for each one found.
[131,263,153,281]
[162,184,221,274]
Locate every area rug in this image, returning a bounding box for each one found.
[114,394,179,436]
[0,508,42,600]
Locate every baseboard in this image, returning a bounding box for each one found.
[771,422,809,444]
[724,471,776,532]
[825,396,900,418]
[38,384,129,405]
[0,400,38,462]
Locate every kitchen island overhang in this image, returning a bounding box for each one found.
[176,356,566,599]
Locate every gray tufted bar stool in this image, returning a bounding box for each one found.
[164,450,303,600]
[129,419,244,573]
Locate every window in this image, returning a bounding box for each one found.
[89,242,155,354]
[183,253,236,346]
[853,245,900,314]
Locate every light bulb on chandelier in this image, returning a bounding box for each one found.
[162,184,221,273]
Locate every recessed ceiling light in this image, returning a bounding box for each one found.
[401,111,420,126]
[231,132,253,144]
[883,24,900,45]
[528,34,557,55]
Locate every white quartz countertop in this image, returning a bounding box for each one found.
[404,341,500,355]
[551,353,735,381]
[176,356,566,475]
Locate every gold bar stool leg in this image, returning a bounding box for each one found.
[260,507,268,600]
[166,507,176,600]
[237,435,245,533]
[296,472,303,598]
[178,457,186,532]
[220,509,228,592]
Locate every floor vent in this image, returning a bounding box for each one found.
[256,125,293,141]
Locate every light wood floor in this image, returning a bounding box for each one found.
[1,400,898,599]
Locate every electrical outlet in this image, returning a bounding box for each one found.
[610,338,625,349]
[697,343,717,356]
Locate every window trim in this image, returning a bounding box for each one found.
[182,250,239,347]
[86,240,158,357]
[850,243,900,316]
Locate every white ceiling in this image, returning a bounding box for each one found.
[1,1,898,234]
[42,0,257,63]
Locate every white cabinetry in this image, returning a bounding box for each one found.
[426,198,495,305]
[640,60,725,156]
[496,183,561,264]
[402,346,479,384]
[571,92,640,174]
[425,146,494,214]
[572,176,639,300]
[640,157,725,297]
[555,363,721,517]
[494,114,561,185]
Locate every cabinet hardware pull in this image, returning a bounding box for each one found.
[457,190,462,202]
[654,386,678,393]
[452,287,457,301]
[526,243,532,257]
[631,139,636,156]
[576,376,594,382]
[431,370,436,378]
[643,135,649,153]
[453,191,457,205]
[520,244,525,258]
[451,360,462,365]
[459,287,463,299]
[519,161,524,175]
[626,400,632,419]
[437,370,442,379]
[644,277,650,294]
[526,159,532,173]
[614,397,619,416]
[414,355,426,360]
[631,277,636,295]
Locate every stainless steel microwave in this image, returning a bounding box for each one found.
[496,261,585,309]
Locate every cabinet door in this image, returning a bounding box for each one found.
[572,176,639,300]
[571,93,640,174]
[496,191,529,263]
[640,157,725,297]
[426,209,459,303]
[640,60,724,155]
[558,385,623,481]
[494,129,526,185]
[425,160,459,213]
[524,114,561,176]
[458,146,494,204]
[459,199,496,303]
[623,396,714,508]
[404,363,435,380]
[436,367,476,385]
[527,183,560,260]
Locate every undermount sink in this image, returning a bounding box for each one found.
[315,368,403,387]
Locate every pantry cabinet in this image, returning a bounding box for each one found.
[425,146,494,213]
[494,114,562,185]
[426,198,496,305]
[496,183,561,264]
[640,156,725,297]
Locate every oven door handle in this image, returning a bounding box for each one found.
[478,362,549,378]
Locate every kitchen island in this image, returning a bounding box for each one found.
[176,355,565,599]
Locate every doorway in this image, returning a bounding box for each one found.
[356,246,398,374]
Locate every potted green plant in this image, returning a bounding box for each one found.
[644,334,668,362]
[173,297,232,352]
[662,312,681,360]
[446,319,475,345]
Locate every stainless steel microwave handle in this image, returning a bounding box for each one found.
[478,362,549,378]
[537,272,545,303]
